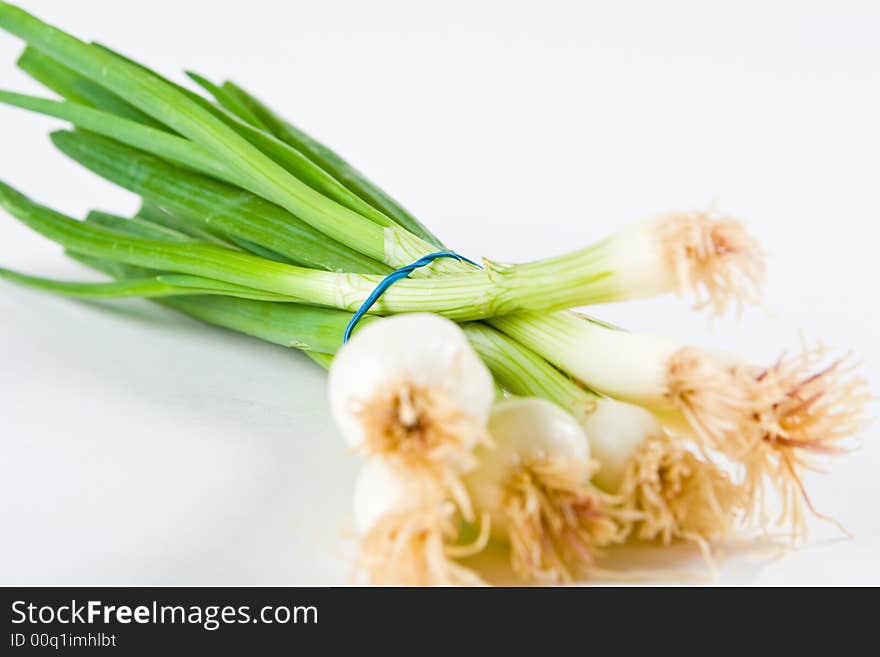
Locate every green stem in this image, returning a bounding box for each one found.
[0,2,402,262]
[66,213,603,424]
[49,129,385,274]
[134,203,240,248]
[86,210,192,243]
[160,294,599,422]
[201,77,644,384]
[0,3,668,398]
[220,80,444,247]
[0,90,234,182]
[68,249,597,418]
[0,186,527,318]
[62,214,605,424]
[186,71,270,131]
[158,296,370,354]
[0,266,294,301]
[461,323,598,413]
[1,181,631,319]
[17,45,164,128]
[88,45,398,232]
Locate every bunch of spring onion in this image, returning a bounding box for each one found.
[0,2,870,585]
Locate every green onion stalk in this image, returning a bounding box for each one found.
[0,14,782,496]
[1,176,653,320]
[0,4,765,296]
[0,1,771,409]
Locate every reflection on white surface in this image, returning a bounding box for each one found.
[0,290,358,585]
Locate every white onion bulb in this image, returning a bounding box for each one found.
[327,313,495,464]
[581,398,665,492]
[466,398,592,538]
[465,397,621,582]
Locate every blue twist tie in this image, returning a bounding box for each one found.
[342,250,482,343]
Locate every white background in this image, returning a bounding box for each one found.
[1,0,878,585]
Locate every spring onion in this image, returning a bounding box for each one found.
[0,1,869,586]
[465,398,620,583]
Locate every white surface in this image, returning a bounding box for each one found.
[1,0,878,585]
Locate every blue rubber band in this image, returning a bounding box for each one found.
[342,251,482,343]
